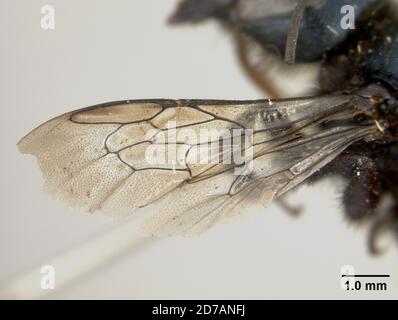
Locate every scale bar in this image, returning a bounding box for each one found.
[341,275,390,278]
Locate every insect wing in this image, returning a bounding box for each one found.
[18,95,375,235]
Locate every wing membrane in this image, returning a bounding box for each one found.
[18,96,376,234]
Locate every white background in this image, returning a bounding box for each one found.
[0,0,397,299]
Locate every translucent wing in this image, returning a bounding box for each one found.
[18,95,376,236]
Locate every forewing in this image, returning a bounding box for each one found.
[18,95,375,235]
